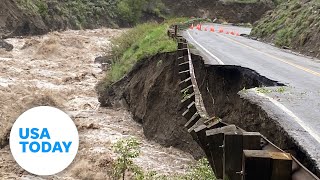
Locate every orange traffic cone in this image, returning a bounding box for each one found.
[210,26,215,32]
[204,27,208,31]
[236,32,240,36]
[190,24,194,30]
[219,28,223,33]
[230,31,235,35]
[226,31,229,34]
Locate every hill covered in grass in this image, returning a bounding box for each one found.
[1,0,276,37]
[161,0,275,23]
[251,0,320,58]
[0,0,167,37]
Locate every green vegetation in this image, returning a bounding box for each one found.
[16,0,168,29]
[256,87,272,94]
[181,158,216,180]
[17,0,48,16]
[255,86,287,94]
[104,21,177,85]
[99,17,208,88]
[112,137,142,179]
[276,86,286,93]
[251,0,320,55]
[117,0,144,24]
[112,137,216,180]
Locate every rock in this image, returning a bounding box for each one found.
[95,56,113,70]
[94,56,112,64]
[240,34,249,37]
[0,39,13,51]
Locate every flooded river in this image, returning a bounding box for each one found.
[0,28,195,179]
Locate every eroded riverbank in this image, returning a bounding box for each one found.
[0,28,195,179]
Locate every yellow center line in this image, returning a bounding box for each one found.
[216,33,320,77]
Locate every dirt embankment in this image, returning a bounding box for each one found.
[251,0,320,58]
[162,0,275,23]
[191,54,320,177]
[98,52,204,159]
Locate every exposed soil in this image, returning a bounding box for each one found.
[98,52,204,159]
[191,53,320,177]
[0,0,48,37]
[0,28,195,179]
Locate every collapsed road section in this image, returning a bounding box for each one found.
[98,21,320,179]
[184,23,320,176]
[99,27,319,179]
[169,26,320,179]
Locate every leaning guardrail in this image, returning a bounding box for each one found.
[168,25,319,180]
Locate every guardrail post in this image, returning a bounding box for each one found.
[242,150,292,180]
[243,132,262,150]
[224,130,244,180]
[177,42,183,49]
[193,121,227,171]
[194,125,214,162]
[174,25,178,37]
[224,131,263,180]
[206,125,237,179]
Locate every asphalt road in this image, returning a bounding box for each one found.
[183,23,320,168]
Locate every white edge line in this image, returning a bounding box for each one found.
[186,30,224,65]
[254,90,320,144]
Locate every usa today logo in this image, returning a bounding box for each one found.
[9,106,79,176]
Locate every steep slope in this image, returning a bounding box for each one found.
[251,0,320,58]
[0,0,47,37]
[0,0,166,37]
[162,0,275,23]
[98,52,204,159]
[1,0,276,37]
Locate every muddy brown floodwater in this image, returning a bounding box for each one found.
[0,28,195,179]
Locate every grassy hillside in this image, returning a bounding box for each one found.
[96,19,191,93]
[105,22,177,84]
[38,0,165,26]
[251,0,320,58]
[1,0,277,37]
[161,0,275,23]
[1,0,167,36]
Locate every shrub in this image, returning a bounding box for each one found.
[112,137,142,180]
[182,158,216,180]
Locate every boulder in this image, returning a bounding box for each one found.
[0,39,13,51]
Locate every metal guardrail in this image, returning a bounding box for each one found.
[168,25,320,180]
